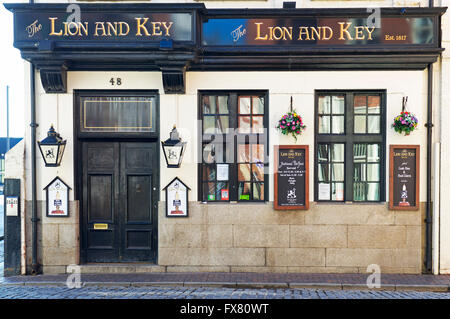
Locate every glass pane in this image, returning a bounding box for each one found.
[216,182,229,201]
[368,115,380,134]
[238,163,251,181]
[318,163,330,182]
[252,163,264,181]
[332,116,344,134]
[353,182,366,201]
[238,116,251,133]
[367,183,380,201]
[251,144,265,163]
[317,144,329,162]
[367,164,380,181]
[81,96,155,133]
[239,97,251,114]
[331,144,344,162]
[332,163,345,181]
[354,143,366,162]
[368,96,380,114]
[354,115,366,133]
[203,116,215,134]
[252,116,264,133]
[204,182,216,201]
[238,144,250,163]
[238,182,251,200]
[332,183,344,201]
[367,144,380,162]
[217,116,229,133]
[203,144,215,164]
[217,96,229,114]
[253,97,264,114]
[354,163,367,182]
[253,183,264,201]
[354,95,367,114]
[332,96,345,114]
[318,96,331,114]
[318,115,330,134]
[203,96,216,114]
[203,165,216,181]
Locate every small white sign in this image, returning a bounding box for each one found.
[6,196,19,217]
[318,183,330,201]
[164,177,190,218]
[216,164,229,181]
[44,177,70,217]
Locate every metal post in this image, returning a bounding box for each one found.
[6,85,10,153]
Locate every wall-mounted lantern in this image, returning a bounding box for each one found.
[161,125,186,168]
[37,125,66,167]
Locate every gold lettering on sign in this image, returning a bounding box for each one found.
[162,22,173,36]
[298,27,310,40]
[255,22,268,40]
[338,22,353,40]
[118,22,130,36]
[135,17,151,36]
[49,17,88,37]
[49,17,63,36]
[365,26,375,40]
[354,26,365,40]
[322,26,333,40]
[94,22,107,36]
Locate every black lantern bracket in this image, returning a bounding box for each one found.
[161,125,187,168]
[37,125,67,167]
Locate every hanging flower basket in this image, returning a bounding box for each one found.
[392,97,418,136]
[276,109,306,141]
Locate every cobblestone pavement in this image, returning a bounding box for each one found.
[0,285,448,299]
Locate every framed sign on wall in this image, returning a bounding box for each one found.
[163,177,190,218]
[389,145,420,211]
[274,145,309,210]
[44,177,71,217]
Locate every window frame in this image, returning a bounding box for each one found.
[314,90,386,203]
[197,90,269,203]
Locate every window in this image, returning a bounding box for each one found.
[199,91,268,202]
[79,94,157,133]
[315,91,385,202]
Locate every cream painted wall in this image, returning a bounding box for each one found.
[24,69,428,206]
[438,7,450,274]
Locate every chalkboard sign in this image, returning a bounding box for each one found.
[389,145,420,210]
[274,145,309,210]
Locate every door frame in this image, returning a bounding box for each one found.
[74,90,160,264]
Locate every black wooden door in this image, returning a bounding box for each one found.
[82,141,157,263]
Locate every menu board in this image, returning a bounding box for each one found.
[389,145,420,210]
[274,145,309,210]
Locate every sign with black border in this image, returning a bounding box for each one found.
[163,177,190,218]
[274,145,309,210]
[389,145,419,211]
[44,176,71,217]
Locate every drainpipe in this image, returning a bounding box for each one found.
[424,0,434,274]
[29,0,40,275]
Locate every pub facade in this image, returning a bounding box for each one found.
[3,0,450,275]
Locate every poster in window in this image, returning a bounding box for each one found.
[164,177,190,217]
[44,177,70,217]
[389,145,419,210]
[274,145,309,210]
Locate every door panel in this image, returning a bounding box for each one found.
[127,175,152,223]
[83,142,119,263]
[120,142,157,262]
[82,141,157,263]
